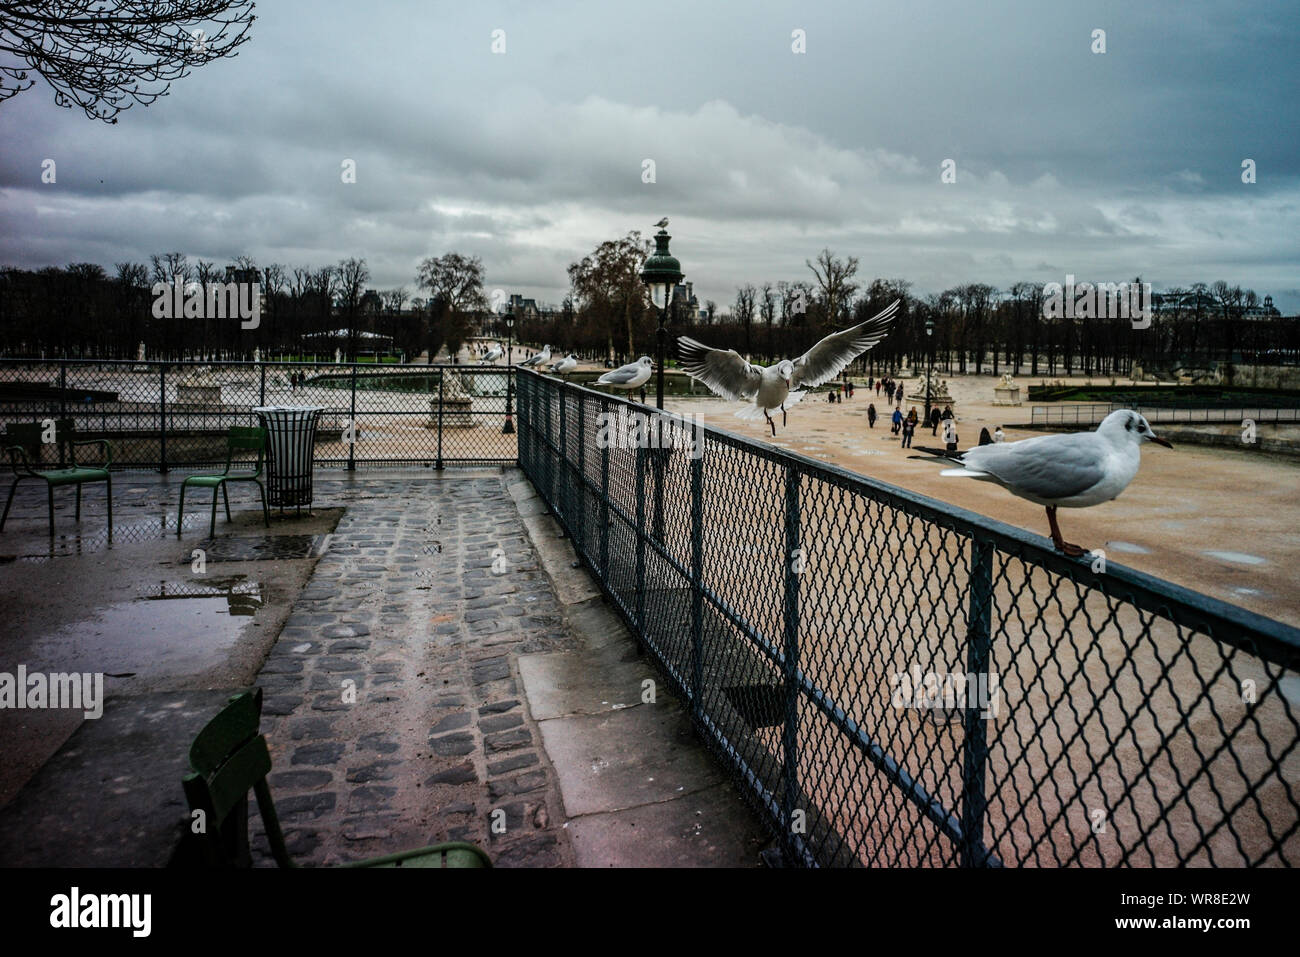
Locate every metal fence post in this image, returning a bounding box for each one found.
[960,538,995,867]
[58,360,68,468]
[259,362,266,408]
[600,396,610,575]
[576,389,586,557]
[348,362,357,472]
[558,383,568,524]
[690,417,705,723]
[436,370,445,470]
[159,362,168,474]
[781,464,802,855]
[634,438,647,630]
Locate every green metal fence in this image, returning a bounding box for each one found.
[0,359,516,469]
[516,369,1300,867]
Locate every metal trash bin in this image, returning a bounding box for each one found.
[252,405,323,513]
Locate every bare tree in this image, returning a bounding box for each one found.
[416,253,487,359]
[759,282,776,360]
[149,251,190,285]
[566,233,648,359]
[806,248,859,327]
[0,1,257,123]
[733,284,757,357]
[334,258,369,359]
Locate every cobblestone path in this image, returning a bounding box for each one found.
[251,474,579,867]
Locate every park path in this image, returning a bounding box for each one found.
[251,473,579,867]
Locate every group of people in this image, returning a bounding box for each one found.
[867,375,905,407]
[822,374,1009,454]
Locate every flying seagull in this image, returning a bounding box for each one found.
[519,345,551,368]
[550,354,578,376]
[653,217,669,228]
[596,356,654,403]
[916,409,1172,556]
[677,299,899,435]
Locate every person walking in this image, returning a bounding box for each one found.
[901,415,916,449]
[929,406,942,435]
[876,378,882,397]
[891,406,903,436]
[867,403,877,428]
[847,380,855,399]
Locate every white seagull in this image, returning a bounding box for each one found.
[678,300,899,435]
[596,356,654,402]
[550,354,578,376]
[923,409,1172,555]
[519,345,551,368]
[654,217,669,228]
[483,343,504,362]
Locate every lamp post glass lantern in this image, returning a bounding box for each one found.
[639,225,684,410]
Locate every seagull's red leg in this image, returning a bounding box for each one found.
[1046,506,1086,557]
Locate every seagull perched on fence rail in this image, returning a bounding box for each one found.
[677,300,898,435]
[519,345,551,368]
[483,343,503,362]
[549,354,578,376]
[596,356,654,403]
[913,409,1172,556]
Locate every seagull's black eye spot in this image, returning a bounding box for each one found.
[1138,424,1146,432]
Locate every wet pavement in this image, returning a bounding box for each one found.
[0,469,767,867]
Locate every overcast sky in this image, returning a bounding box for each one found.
[2,0,1298,311]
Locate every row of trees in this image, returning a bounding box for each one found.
[0,252,490,361]
[2,243,1296,377]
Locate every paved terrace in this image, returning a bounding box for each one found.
[0,469,766,867]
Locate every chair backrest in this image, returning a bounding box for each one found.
[181,689,293,868]
[5,419,77,466]
[225,426,266,471]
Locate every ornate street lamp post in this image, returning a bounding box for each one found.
[924,316,935,427]
[502,309,516,434]
[639,223,684,410]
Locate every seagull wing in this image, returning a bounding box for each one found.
[677,336,762,400]
[789,299,899,389]
[958,433,1106,500]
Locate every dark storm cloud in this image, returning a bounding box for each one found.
[1,0,1296,308]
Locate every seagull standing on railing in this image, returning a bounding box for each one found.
[483,343,503,362]
[519,345,551,368]
[550,354,578,376]
[914,409,1172,556]
[596,356,654,403]
[677,300,898,436]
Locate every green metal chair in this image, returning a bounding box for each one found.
[1,419,112,536]
[181,689,492,869]
[178,426,270,537]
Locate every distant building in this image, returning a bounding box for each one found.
[671,280,702,321]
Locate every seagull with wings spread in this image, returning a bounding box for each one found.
[677,300,899,435]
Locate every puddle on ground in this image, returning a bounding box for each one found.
[1106,541,1151,554]
[26,576,264,678]
[1202,550,1267,566]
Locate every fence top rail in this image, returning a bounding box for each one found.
[530,370,1300,660]
[0,359,511,371]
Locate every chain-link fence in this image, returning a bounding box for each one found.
[0,360,517,469]
[517,369,1300,867]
